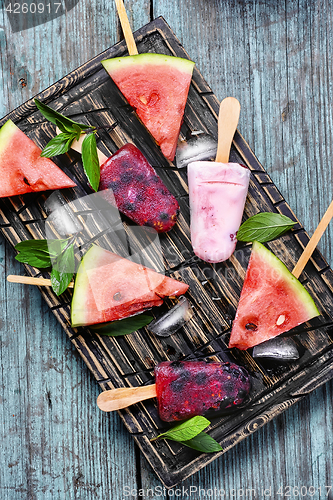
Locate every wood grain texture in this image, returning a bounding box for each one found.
[1,0,333,497]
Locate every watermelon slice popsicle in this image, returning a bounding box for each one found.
[0,119,76,198]
[96,360,251,422]
[101,0,195,161]
[187,98,250,263]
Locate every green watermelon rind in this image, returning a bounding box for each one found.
[71,245,100,327]
[252,241,320,317]
[0,120,18,153]
[101,53,195,75]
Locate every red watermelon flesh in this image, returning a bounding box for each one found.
[102,54,195,161]
[228,241,320,350]
[71,245,189,327]
[0,120,76,198]
[99,144,179,232]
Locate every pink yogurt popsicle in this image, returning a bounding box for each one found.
[188,161,250,263]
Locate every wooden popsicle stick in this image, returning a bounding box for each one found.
[7,275,74,288]
[97,384,157,412]
[215,97,241,163]
[292,198,333,279]
[115,0,138,56]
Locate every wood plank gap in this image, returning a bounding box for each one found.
[49,302,72,311]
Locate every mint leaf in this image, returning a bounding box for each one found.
[181,432,223,453]
[51,267,73,296]
[90,314,153,336]
[50,244,75,295]
[237,213,296,243]
[54,118,73,134]
[40,132,76,157]
[81,133,100,192]
[15,239,69,257]
[15,238,75,293]
[151,416,210,442]
[73,123,83,141]
[15,239,51,253]
[15,251,52,268]
[34,98,91,131]
[151,416,222,453]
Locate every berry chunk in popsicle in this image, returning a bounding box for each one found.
[187,98,250,263]
[99,144,180,232]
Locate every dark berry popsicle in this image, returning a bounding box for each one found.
[154,360,251,422]
[97,360,251,422]
[99,144,179,232]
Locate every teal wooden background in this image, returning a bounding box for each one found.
[1,0,333,498]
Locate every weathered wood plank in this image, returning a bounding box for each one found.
[0,0,150,498]
[0,238,138,499]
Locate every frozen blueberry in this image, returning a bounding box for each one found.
[121,171,135,183]
[195,372,208,385]
[123,202,136,211]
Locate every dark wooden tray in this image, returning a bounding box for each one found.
[1,17,333,488]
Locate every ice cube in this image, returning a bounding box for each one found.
[175,132,218,169]
[44,190,166,279]
[252,337,300,362]
[148,296,193,337]
[44,191,83,236]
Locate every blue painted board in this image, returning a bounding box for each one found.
[1,0,333,497]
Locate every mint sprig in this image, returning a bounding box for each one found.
[237,213,296,243]
[15,238,74,295]
[34,98,91,130]
[34,99,100,191]
[40,132,76,157]
[181,432,223,453]
[151,416,223,453]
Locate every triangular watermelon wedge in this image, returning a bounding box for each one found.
[0,119,76,198]
[228,241,320,350]
[71,245,189,327]
[101,53,195,161]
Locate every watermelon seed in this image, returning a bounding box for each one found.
[113,292,122,301]
[23,177,30,186]
[276,315,286,326]
[245,323,257,331]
